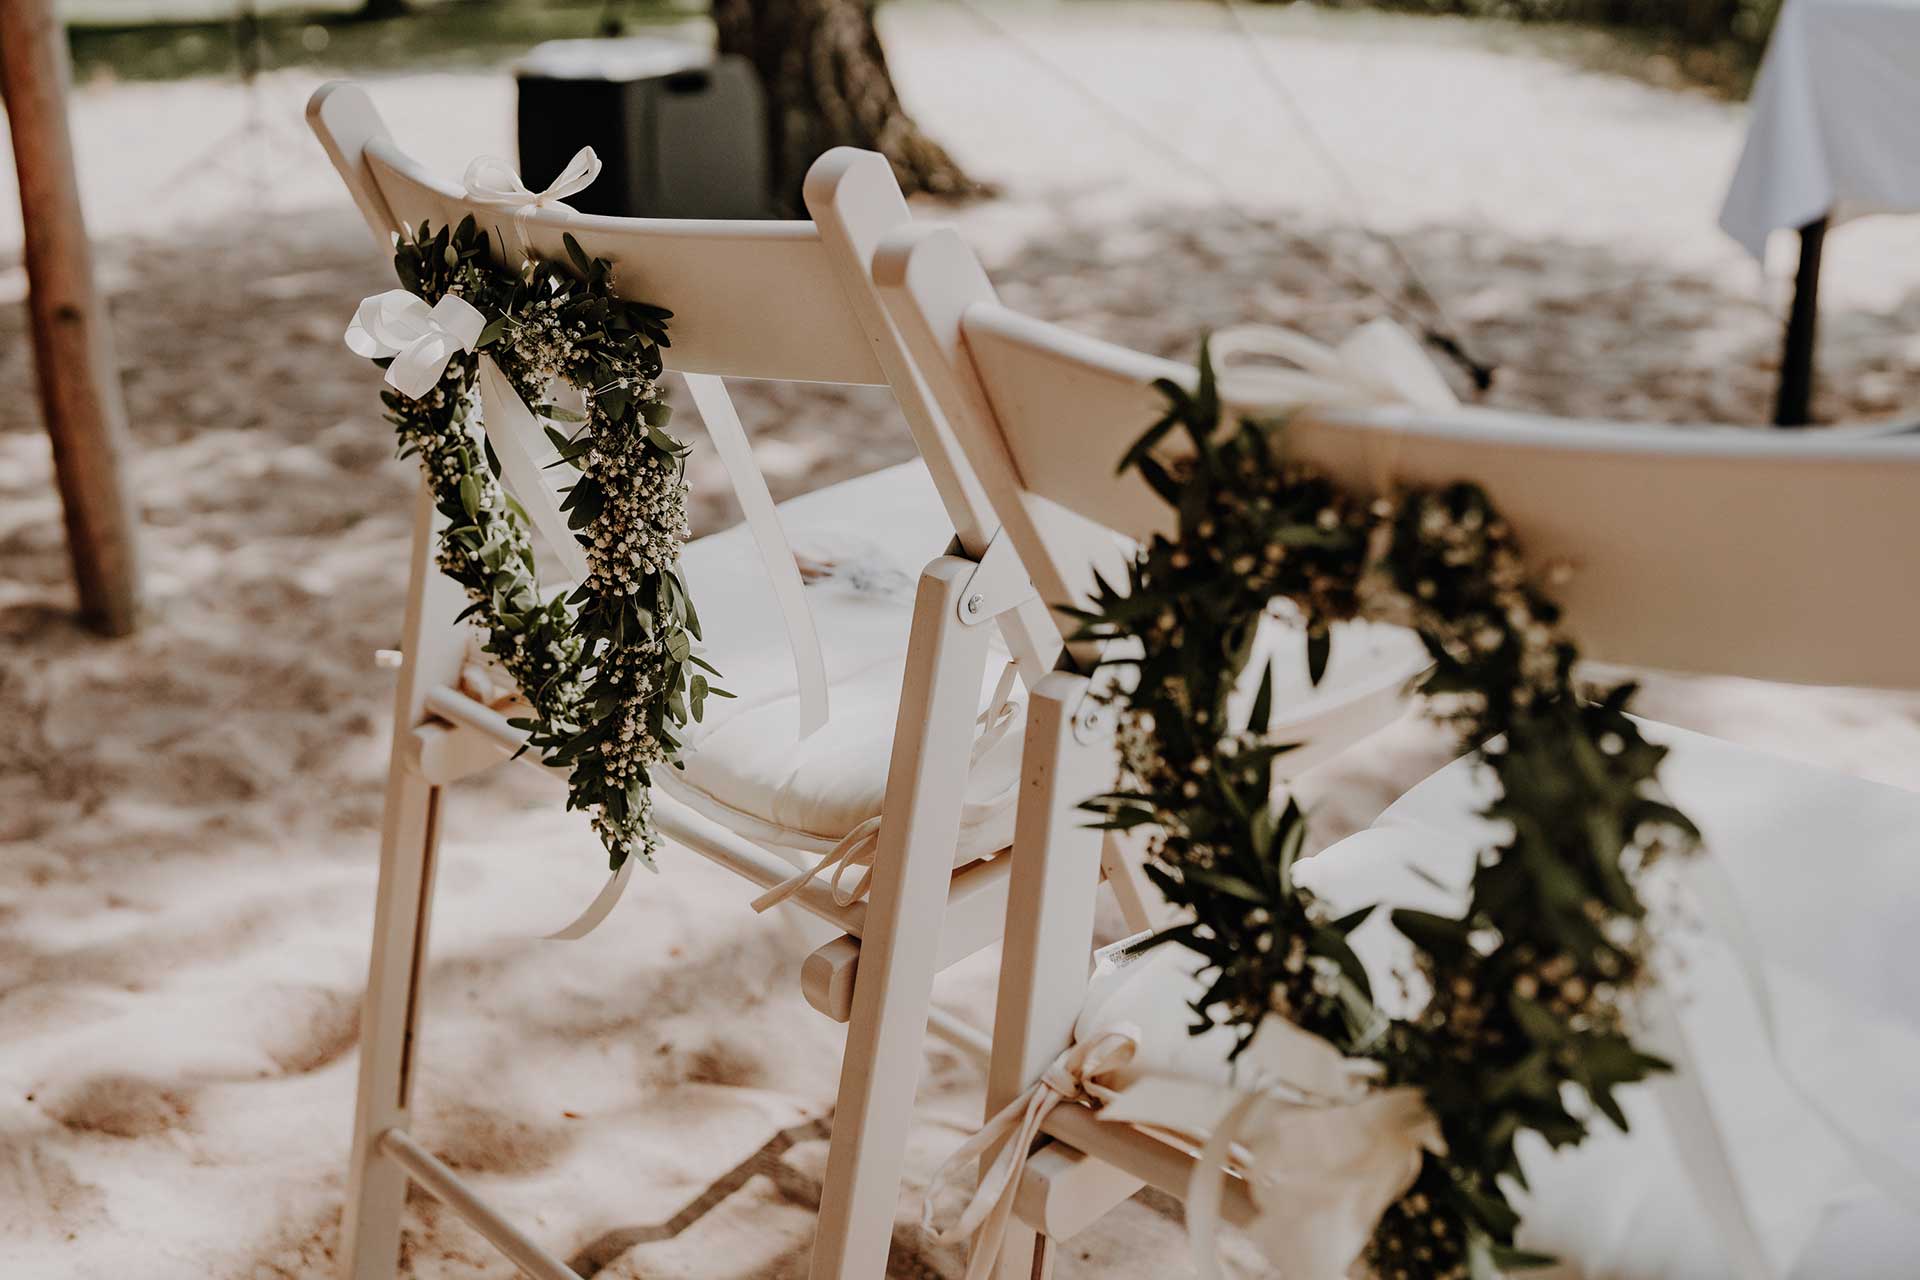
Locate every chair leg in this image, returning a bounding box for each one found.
[1100,831,1159,936]
[338,759,444,1280]
[809,559,993,1280]
[994,1223,1056,1280]
[984,673,1111,1280]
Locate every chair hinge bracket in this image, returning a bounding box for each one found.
[1071,690,1117,745]
[957,527,1037,625]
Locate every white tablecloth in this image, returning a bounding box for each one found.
[1719,0,1920,259]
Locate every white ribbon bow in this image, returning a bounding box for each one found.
[462,147,602,256]
[344,290,487,400]
[926,937,1445,1280]
[1098,1012,1443,1280]
[1182,1070,1445,1280]
[1210,318,1460,414]
[923,1028,1142,1280]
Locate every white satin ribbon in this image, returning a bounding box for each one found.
[927,948,1443,1280]
[923,1028,1142,1280]
[462,147,601,257]
[476,355,593,583]
[1211,318,1459,415]
[749,662,1025,913]
[479,366,877,934]
[684,372,830,740]
[1181,1079,1444,1280]
[1100,1013,1440,1280]
[361,307,843,940]
[344,290,487,400]
[472,315,838,932]
[476,354,621,939]
[543,855,636,941]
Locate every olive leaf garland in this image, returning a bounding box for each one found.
[1077,346,1699,1277]
[371,215,728,872]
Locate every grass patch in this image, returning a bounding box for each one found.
[67,0,692,83]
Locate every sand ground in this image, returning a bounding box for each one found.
[3,4,1918,1277]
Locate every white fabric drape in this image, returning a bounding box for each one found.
[1304,719,1920,1276]
[1719,0,1920,259]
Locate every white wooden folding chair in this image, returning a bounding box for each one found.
[307,88,1126,1280]
[872,221,1920,1278]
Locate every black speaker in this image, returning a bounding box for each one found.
[516,39,770,221]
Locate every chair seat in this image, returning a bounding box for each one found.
[655,460,1020,861]
[658,460,1425,866]
[1294,720,1920,1279]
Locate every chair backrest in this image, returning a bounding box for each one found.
[309,83,1063,677]
[875,225,1920,693]
[311,81,880,385]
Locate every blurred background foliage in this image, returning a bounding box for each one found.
[58,0,1780,94]
[1344,0,1780,88]
[62,0,690,82]
[1356,0,1778,47]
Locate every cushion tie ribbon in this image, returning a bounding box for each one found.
[748,660,1025,914]
[921,1028,1142,1280]
[925,936,1444,1280]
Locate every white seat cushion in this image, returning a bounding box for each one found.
[656,461,1019,860]
[1295,720,1920,1278]
[655,460,1427,864]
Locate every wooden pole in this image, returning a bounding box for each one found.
[1,0,141,635]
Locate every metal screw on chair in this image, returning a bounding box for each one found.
[1072,699,1113,745]
[966,593,984,616]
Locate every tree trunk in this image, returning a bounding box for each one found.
[713,0,984,210]
[1,0,142,635]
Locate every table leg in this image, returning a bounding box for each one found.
[1773,215,1827,427]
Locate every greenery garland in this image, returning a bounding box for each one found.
[369,216,726,872]
[1078,347,1699,1276]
